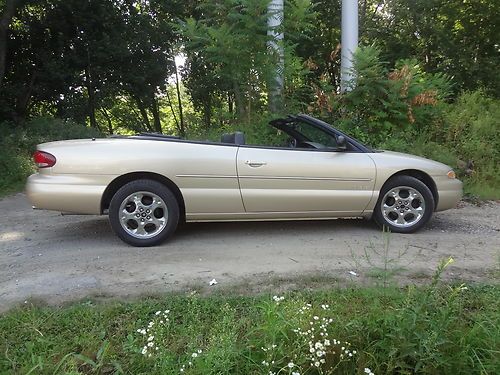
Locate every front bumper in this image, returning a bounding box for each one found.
[26,173,112,215]
[434,176,463,211]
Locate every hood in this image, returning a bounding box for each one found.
[370,150,453,176]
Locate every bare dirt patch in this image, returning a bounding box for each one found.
[0,194,498,311]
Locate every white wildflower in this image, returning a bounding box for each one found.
[272,295,285,303]
[288,362,294,368]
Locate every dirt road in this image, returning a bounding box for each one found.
[0,193,498,311]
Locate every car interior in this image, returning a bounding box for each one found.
[133,116,355,151]
[219,118,344,150]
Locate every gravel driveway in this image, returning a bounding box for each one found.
[0,193,499,311]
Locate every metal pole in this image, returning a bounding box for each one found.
[267,0,284,112]
[341,0,358,92]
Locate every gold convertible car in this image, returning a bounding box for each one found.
[26,115,462,246]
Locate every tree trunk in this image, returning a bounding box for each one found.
[0,0,22,87]
[174,60,185,137]
[150,96,162,133]
[203,98,211,129]
[135,97,152,132]
[13,69,35,122]
[165,87,180,134]
[84,52,98,129]
[233,81,245,118]
[99,107,113,134]
[227,92,233,114]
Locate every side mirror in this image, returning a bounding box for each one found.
[337,135,347,151]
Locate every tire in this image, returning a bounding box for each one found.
[373,175,434,233]
[109,179,180,246]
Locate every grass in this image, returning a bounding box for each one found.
[1,278,498,374]
[0,181,25,199]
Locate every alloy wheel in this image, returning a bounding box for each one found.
[118,191,168,239]
[381,186,426,228]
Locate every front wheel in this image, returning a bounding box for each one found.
[109,179,179,246]
[373,176,434,233]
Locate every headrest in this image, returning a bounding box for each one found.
[221,132,245,145]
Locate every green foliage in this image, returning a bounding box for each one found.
[0,283,498,374]
[315,45,452,146]
[436,91,500,198]
[0,118,100,195]
[297,0,500,99]
[441,92,500,170]
[182,0,315,124]
[366,0,500,97]
[1,0,183,132]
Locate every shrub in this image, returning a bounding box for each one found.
[439,91,500,194]
[312,45,452,147]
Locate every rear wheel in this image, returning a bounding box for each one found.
[374,175,434,233]
[109,179,179,246]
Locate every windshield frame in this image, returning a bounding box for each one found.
[269,114,374,153]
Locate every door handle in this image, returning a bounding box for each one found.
[245,160,267,167]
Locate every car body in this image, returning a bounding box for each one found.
[26,114,462,246]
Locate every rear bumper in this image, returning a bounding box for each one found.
[434,176,463,211]
[26,173,112,214]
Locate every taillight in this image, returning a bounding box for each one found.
[34,151,56,168]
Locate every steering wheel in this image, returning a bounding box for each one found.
[288,138,298,148]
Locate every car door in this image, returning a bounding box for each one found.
[236,147,376,215]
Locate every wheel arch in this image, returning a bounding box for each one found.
[385,169,439,210]
[101,172,186,220]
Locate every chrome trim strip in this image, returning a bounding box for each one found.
[176,174,372,182]
[176,174,237,179]
[238,175,372,182]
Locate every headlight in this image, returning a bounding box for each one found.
[447,170,456,179]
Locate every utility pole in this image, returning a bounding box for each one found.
[267,0,284,113]
[341,0,358,92]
